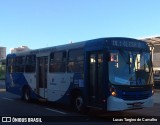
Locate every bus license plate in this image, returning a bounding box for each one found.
[133,103,142,107]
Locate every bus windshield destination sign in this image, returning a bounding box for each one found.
[111,40,145,49]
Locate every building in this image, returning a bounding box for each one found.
[10,46,30,53]
[0,47,6,59]
[142,36,160,84]
[142,36,160,71]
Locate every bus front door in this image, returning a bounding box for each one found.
[37,56,48,98]
[88,52,104,107]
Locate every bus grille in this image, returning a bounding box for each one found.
[122,91,151,100]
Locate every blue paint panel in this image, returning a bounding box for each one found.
[6,73,39,99]
[6,53,16,58]
[6,73,27,96]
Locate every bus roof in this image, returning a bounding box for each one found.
[7,37,149,57]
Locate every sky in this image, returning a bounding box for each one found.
[0,0,160,54]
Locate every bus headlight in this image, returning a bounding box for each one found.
[110,86,117,97]
[152,89,154,95]
[111,91,117,96]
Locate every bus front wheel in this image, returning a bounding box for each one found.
[73,95,85,112]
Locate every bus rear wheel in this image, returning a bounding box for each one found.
[24,87,31,101]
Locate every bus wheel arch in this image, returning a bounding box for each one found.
[70,89,85,112]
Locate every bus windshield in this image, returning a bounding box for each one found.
[109,50,152,85]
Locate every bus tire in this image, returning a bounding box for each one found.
[24,87,31,102]
[73,94,85,112]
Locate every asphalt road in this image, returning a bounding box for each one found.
[0,90,106,125]
[0,80,114,125]
[0,80,160,125]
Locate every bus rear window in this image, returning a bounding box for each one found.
[7,57,15,73]
[15,56,25,72]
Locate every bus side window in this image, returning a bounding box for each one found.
[15,56,25,72]
[7,57,15,73]
[49,51,66,72]
[25,55,36,73]
[68,49,84,73]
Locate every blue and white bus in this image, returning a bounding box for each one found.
[5,37,154,111]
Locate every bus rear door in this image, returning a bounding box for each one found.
[37,56,48,98]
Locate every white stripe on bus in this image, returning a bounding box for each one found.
[2,97,14,101]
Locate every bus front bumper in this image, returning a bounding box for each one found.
[107,96,154,111]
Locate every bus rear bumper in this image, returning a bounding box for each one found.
[107,96,154,111]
